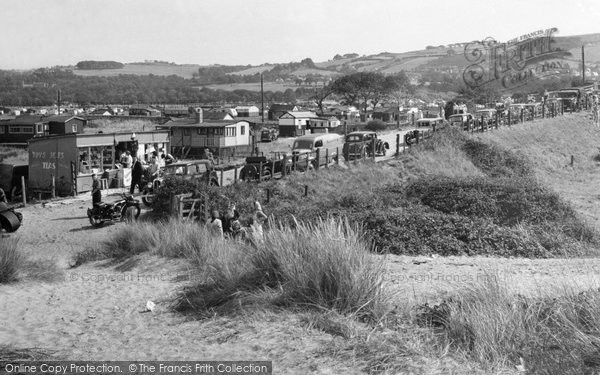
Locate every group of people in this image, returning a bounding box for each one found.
[207,201,268,244]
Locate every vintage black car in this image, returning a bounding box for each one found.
[342,131,389,161]
[239,154,292,182]
[0,163,28,202]
[260,128,279,142]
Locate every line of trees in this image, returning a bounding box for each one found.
[0,69,312,106]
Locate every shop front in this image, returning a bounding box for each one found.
[28,131,170,196]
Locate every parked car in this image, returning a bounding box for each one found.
[239,153,292,182]
[342,131,389,161]
[0,163,28,202]
[159,160,219,187]
[474,109,497,129]
[448,113,474,130]
[292,133,344,170]
[416,117,444,127]
[260,128,279,142]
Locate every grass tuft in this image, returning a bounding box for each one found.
[0,237,23,283]
[417,275,600,373]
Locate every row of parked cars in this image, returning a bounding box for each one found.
[142,130,391,200]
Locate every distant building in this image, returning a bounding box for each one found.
[278,111,318,137]
[235,105,259,117]
[372,107,400,123]
[128,105,162,117]
[0,115,86,146]
[268,104,298,121]
[202,111,235,121]
[307,117,341,133]
[157,109,252,157]
[90,108,114,116]
[162,105,191,118]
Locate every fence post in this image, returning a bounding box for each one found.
[571,155,574,166]
[371,138,376,162]
[396,134,400,156]
[259,161,263,181]
[203,195,209,223]
[316,148,320,170]
[336,147,340,165]
[411,112,415,126]
[508,111,511,126]
[325,148,329,168]
[542,104,545,119]
[304,185,308,197]
[234,166,238,183]
[21,176,26,206]
[520,108,524,123]
[266,188,270,203]
[51,174,56,199]
[219,169,224,187]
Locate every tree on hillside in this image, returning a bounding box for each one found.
[330,72,400,114]
[385,72,413,125]
[311,84,333,115]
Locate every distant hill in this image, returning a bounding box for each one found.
[75,60,124,70]
[68,33,600,90]
[73,61,201,78]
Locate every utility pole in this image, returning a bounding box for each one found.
[582,45,586,85]
[261,73,265,123]
[57,89,61,115]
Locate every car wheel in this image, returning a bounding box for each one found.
[141,188,154,207]
[122,205,141,222]
[262,168,272,181]
[240,165,257,182]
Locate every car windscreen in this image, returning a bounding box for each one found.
[166,166,186,175]
[557,92,578,98]
[345,135,362,142]
[192,164,207,174]
[293,140,314,149]
[449,116,463,122]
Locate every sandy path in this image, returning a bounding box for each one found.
[0,197,364,374]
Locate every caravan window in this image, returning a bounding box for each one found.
[315,140,323,148]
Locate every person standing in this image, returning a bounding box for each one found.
[91,173,102,205]
[130,156,144,194]
[120,150,133,168]
[208,210,223,238]
[250,201,268,242]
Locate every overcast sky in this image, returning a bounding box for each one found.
[1,0,599,69]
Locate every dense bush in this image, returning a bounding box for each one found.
[405,176,583,227]
[358,206,552,257]
[461,139,533,178]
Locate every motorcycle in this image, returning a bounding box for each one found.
[87,193,141,227]
[141,169,164,207]
[0,202,23,233]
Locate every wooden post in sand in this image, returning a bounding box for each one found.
[21,176,26,205]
